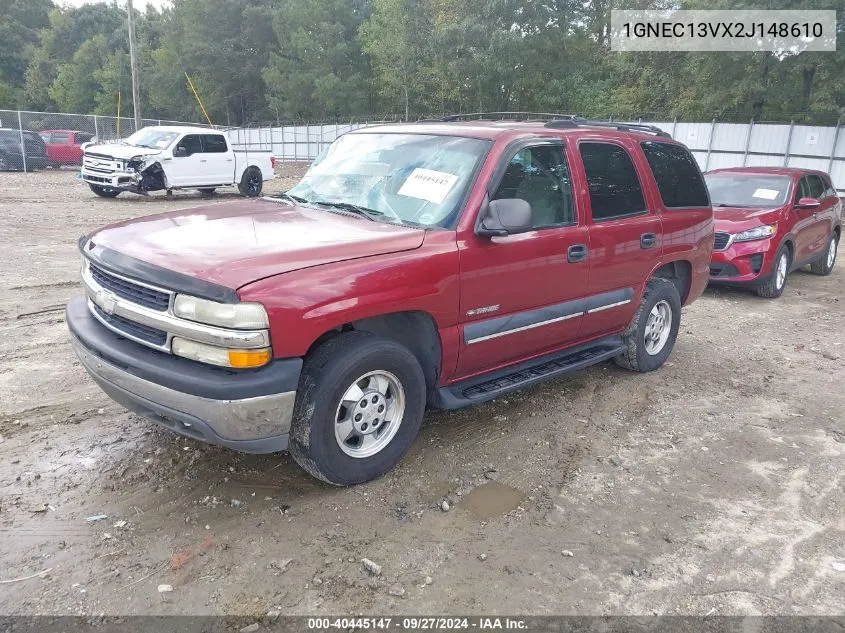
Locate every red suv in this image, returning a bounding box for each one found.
[705,167,841,298]
[66,117,713,485]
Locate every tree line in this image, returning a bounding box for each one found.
[0,0,843,126]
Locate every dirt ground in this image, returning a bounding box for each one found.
[0,167,843,617]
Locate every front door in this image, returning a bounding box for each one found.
[167,134,205,187]
[456,141,590,378]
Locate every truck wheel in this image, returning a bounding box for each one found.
[289,331,426,486]
[89,184,120,198]
[238,167,263,197]
[615,277,681,373]
[810,233,838,276]
[756,245,789,298]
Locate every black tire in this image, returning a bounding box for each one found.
[756,245,790,298]
[238,167,263,197]
[615,277,682,373]
[289,331,426,486]
[198,187,216,196]
[89,183,121,198]
[809,232,838,276]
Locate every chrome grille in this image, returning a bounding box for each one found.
[713,232,732,251]
[91,303,167,346]
[89,264,170,311]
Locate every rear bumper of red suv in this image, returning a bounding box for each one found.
[709,237,776,286]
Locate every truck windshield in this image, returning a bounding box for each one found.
[285,133,490,228]
[705,173,791,208]
[124,128,179,150]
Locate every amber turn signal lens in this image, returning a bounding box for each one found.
[227,348,271,368]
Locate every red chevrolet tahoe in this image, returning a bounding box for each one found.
[66,118,714,485]
[705,167,841,298]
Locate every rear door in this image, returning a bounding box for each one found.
[50,131,72,165]
[456,140,590,377]
[573,139,662,340]
[201,133,234,184]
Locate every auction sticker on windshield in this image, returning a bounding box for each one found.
[752,188,780,200]
[398,168,458,204]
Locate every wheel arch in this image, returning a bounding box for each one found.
[650,260,692,304]
[304,310,442,391]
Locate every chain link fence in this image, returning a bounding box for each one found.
[0,109,210,171]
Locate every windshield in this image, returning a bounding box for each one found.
[285,133,490,228]
[124,128,179,150]
[705,173,791,208]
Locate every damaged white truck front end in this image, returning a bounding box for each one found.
[80,126,274,199]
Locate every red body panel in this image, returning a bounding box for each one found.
[41,130,85,165]
[707,167,841,285]
[90,122,715,388]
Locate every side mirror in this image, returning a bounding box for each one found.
[174,146,188,158]
[796,197,820,209]
[477,198,533,237]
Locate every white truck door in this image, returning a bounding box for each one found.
[201,133,234,184]
[167,134,205,187]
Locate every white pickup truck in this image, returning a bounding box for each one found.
[80,125,275,198]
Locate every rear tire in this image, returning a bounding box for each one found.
[289,331,426,486]
[810,233,838,276]
[756,246,789,298]
[89,184,120,198]
[238,167,263,197]
[615,277,682,373]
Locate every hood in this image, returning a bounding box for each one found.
[713,205,782,232]
[84,143,162,160]
[89,199,426,290]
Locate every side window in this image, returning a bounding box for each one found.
[579,142,646,221]
[640,142,709,208]
[202,134,228,153]
[807,175,825,199]
[492,145,575,228]
[795,176,812,202]
[176,134,202,156]
[51,132,70,143]
[77,133,94,143]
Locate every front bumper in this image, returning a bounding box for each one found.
[80,168,137,189]
[709,238,775,286]
[67,296,301,453]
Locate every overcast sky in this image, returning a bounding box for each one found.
[59,0,172,11]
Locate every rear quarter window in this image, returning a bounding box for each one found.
[640,142,710,208]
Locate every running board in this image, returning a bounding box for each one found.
[432,335,625,410]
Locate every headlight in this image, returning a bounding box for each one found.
[172,337,271,368]
[733,224,777,243]
[173,295,269,329]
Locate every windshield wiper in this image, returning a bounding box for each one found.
[274,192,310,204]
[312,200,387,222]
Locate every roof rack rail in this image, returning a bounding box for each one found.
[440,112,580,122]
[544,117,671,138]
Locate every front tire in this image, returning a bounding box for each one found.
[810,233,838,276]
[756,246,789,298]
[289,332,426,486]
[238,167,263,197]
[89,184,121,198]
[615,277,682,373]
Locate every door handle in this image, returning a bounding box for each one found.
[640,233,657,249]
[199,159,207,163]
[567,244,588,263]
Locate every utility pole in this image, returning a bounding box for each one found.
[127,0,142,132]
